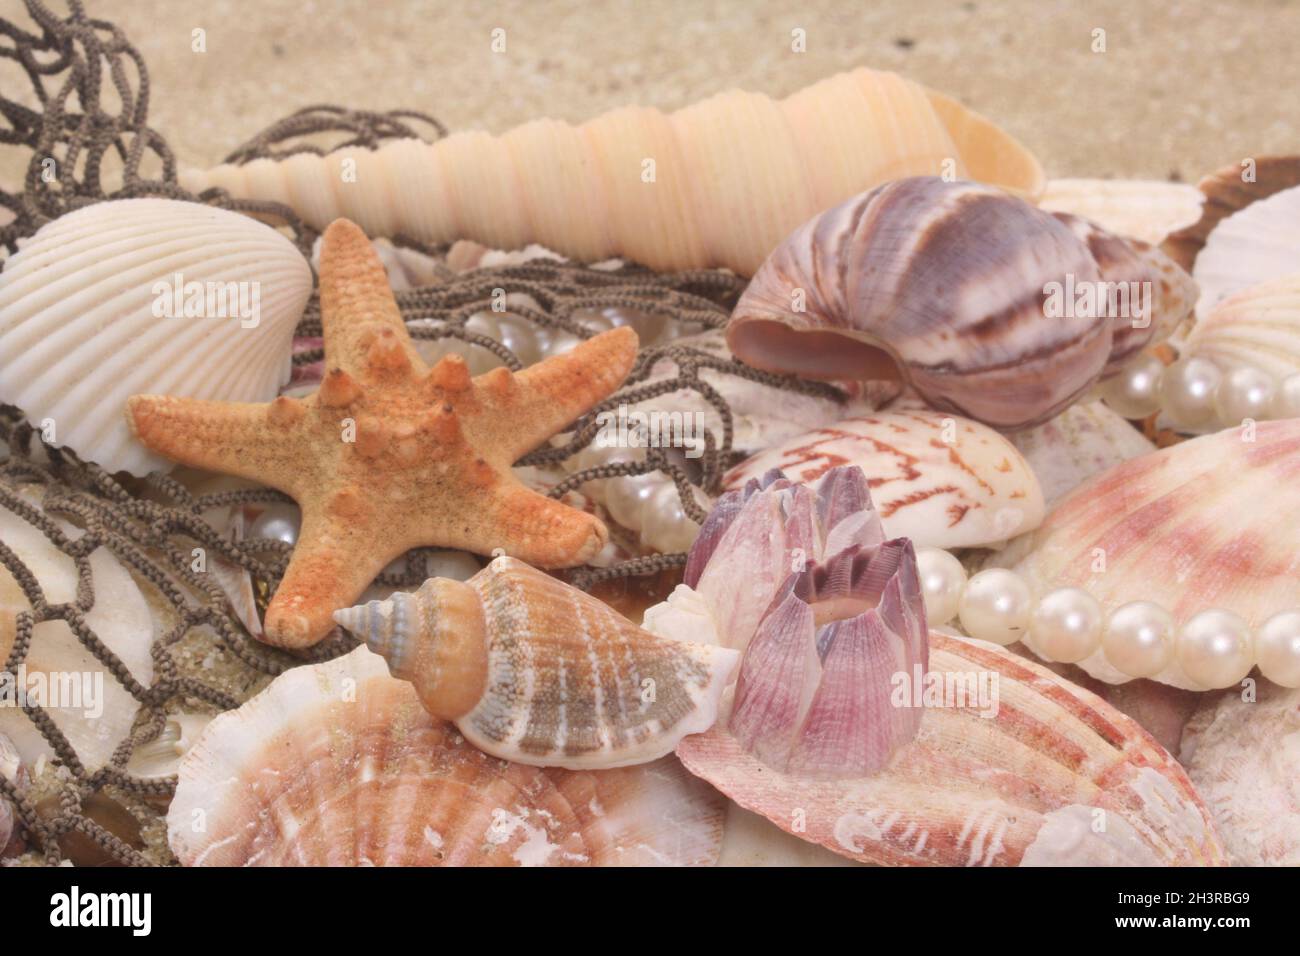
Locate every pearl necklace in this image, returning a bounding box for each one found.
[916,548,1300,690]
[1098,353,1300,427]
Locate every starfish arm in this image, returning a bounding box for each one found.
[126,395,308,488]
[262,504,399,648]
[468,480,610,568]
[472,325,639,462]
[318,219,427,379]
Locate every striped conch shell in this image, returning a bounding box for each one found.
[334,557,739,769]
[678,632,1227,866]
[726,177,1198,430]
[169,647,725,866]
[722,411,1046,549]
[180,68,1043,275]
[0,199,312,476]
[993,420,1300,689]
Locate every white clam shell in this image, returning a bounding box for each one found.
[1193,184,1300,320]
[1009,401,1154,504]
[0,486,154,771]
[1179,681,1300,866]
[723,411,1046,549]
[0,199,312,476]
[1184,272,1300,381]
[1037,178,1203,245]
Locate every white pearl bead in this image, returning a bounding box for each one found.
[916,548,967,625]
[958,569,1032,646]
[1159,357,1222,427]
[605,472,661,529]
[1029,587,1103,663]
[1273,373,1300,419]
[1254,610,1300,688]
[643,481,698,553]
[1176,609,1254,689]
[1102,601,1174,677]
[250,503,301,546]
[1099,355,1164,419]
[1213,365,1275,425]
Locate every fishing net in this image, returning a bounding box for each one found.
[0,0,840,865]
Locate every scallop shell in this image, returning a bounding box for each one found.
[334,557,739,770]
[1163,155,1300,270]
[1179,681,1300,866]
[993,420,1300,688]
[0,485,154,771]
[180,68,1042,275]
[723,411,1046,549]
[168,646,725,866]
[678,632,1226,866]
[0,199,312,476]
[1192,184,1300,320]
[1183,272,1300,381]
[1008,401,1155,504]
[726,178,1195,429]
[1037,179,1203,245]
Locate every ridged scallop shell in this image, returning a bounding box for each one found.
[1038,179,1203,245]
[678,632,1226,866]
[335,557,739,769]
[723,411,1046,549]
[1179,681,1300,866]
[1183,272,1300,380]
[180,68,1042,275]
[993,420,1300,688]
[0,199,312,475]
[169,647,725,866]
[726,178,1195,429]
[0,485,154,771]
[1009,401,1155,504]
[1163,155,1300,270]
[1192,184,1300,320]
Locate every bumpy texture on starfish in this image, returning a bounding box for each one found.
[127,219,639,648]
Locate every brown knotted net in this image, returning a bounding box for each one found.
[0,0,841,865]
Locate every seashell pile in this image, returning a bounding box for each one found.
[5,6,1296,869]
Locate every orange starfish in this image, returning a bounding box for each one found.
[127,219,638,648]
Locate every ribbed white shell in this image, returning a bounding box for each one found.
[1184,272,1300,381]
[0,199,312,475]
[1037,178,1203,245]
[1193,184,1300,320]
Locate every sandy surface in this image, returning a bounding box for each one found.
[3,0,1298,188]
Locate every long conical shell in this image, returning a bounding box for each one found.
[1183,272,1300,381]
[723,411,1045,549]
[1009,401,1154,505]
[0,486,154,771]
[1192,184,1300,319]
[335,557,738,769]
[1179,681,1300,866]
[180,69,1042,275]
[678,632,1226,866]
[1038,179,1203,245]
[726,178,1193,429]
[993,420,1300,688]
[0,199,311,476]
[168,647,725,866]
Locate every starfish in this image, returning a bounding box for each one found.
[127,219,638,648]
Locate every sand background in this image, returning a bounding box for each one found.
[3,0,1299,188]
